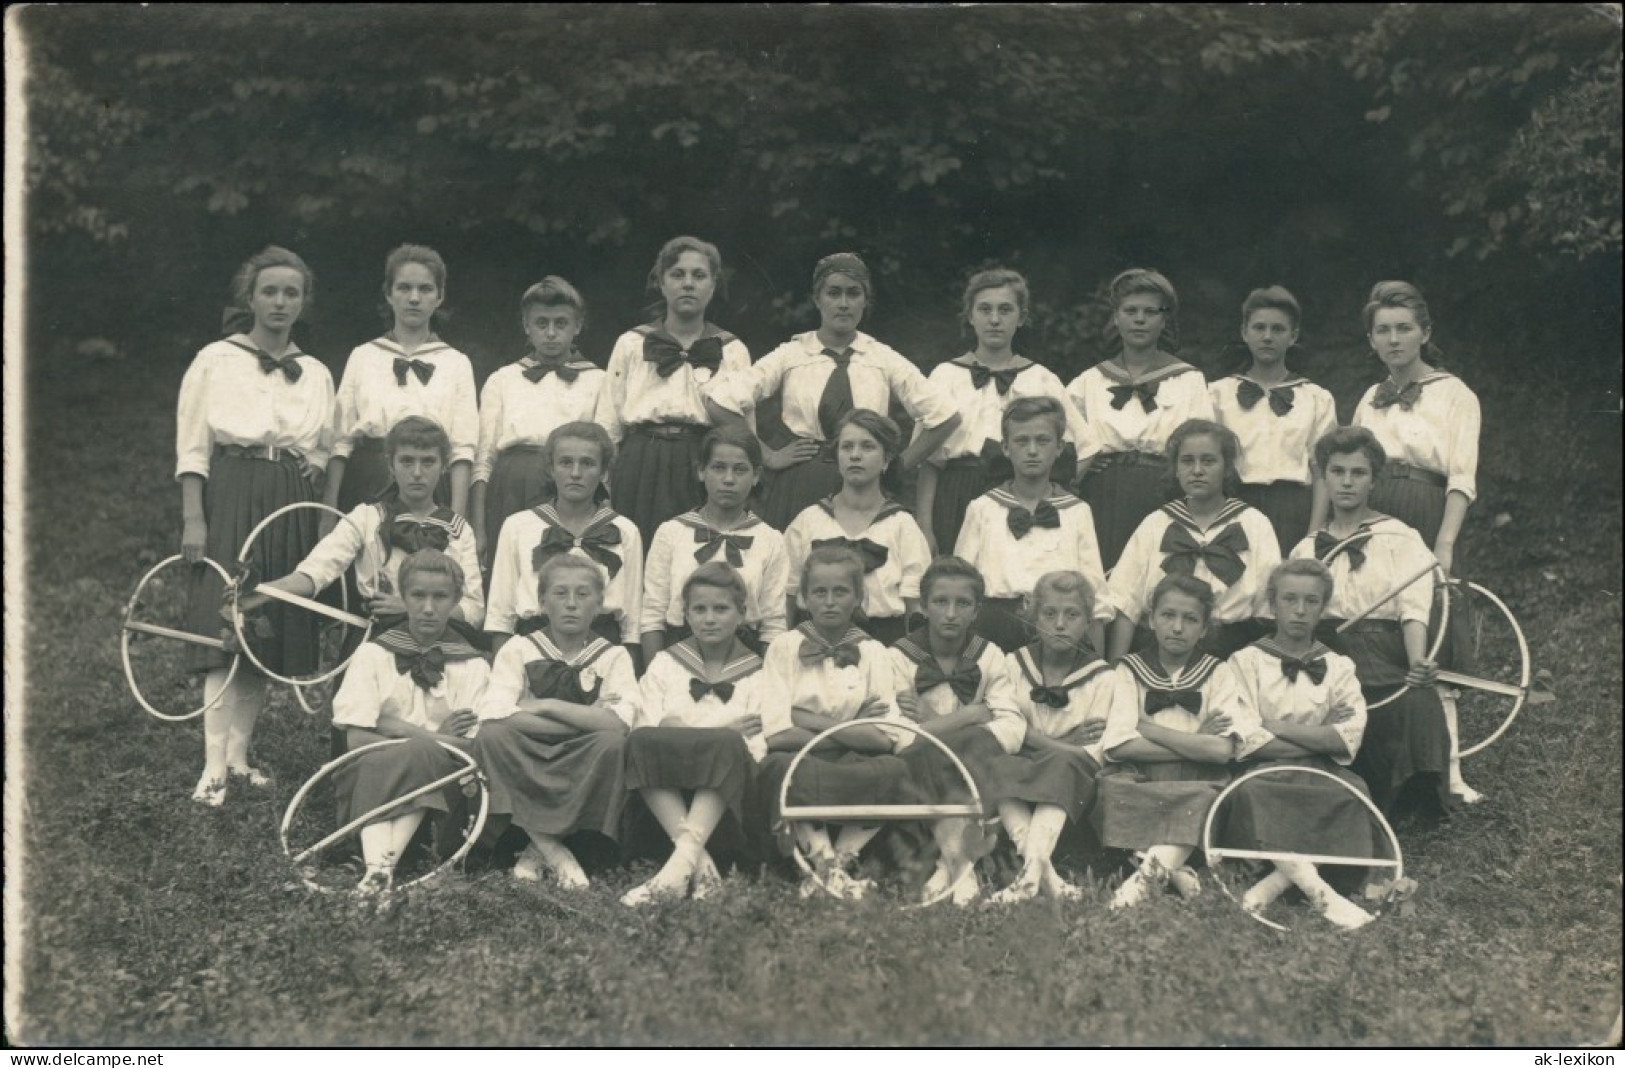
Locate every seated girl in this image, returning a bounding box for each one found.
[472,555,640,889]
[989,570,1118,904]
[328,549,489,895]
[1097,575,1268,909]
[623,562,781,906]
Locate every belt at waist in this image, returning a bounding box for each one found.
[1381,462,1447,488]
[1093,450,1166,469]
[627,421,707,440]
[215,443,306,463]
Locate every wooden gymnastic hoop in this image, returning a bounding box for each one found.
[778,718,988,907]
[121,554,242,722]
[1445,581,1532,758]
[280,737,489,894]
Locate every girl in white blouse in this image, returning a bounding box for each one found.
[178,246,334,807]
[594,236,751,547]
[471,277,605,565]
[640,426,789,661]
[1067,269,1216,568]
[324,245,478,520]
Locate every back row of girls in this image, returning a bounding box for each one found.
[175,241,1479,805]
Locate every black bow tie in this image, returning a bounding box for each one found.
[1107,380,1159,413]
[645,334,724,378]
[1007,500,1061,539]
[254,350,303,383]
[523,359,580,384]
[693,526,754,567]
[1280,656,1328,685]
[533,523,623,578]
[1372,379,1423,410]
[1236,379,1294,416]
[393,645,446,690]
[811,536,888,573]
[524,659,601,704]
[969,364,1020,396]
[1160,522,1249,587]
[1145,689,1203,715]
[688,678,736,703]
[799,638,863,669]
[394,357,434,386]
[915,660,982,705]
[388,517,451,555]
[1315,529,1368,571]
[1030,685,1073,709]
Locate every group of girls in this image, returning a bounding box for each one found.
[174,237,1482,919]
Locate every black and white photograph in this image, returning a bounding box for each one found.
[4,3,1621,1049]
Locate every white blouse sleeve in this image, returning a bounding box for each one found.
[598,647,642,728]
[592,332,636,445]
[330,349,364,460]
[1207,661,1268,760]
[484,516,526,634]
[446,656,491,714]
[294,504,371,593]
[981,649,1027,755]
[175,351,216,480]
[882,347,957,430]
[759,635,800,740]
[757,534,791,643]
[1326,654,1367,764]
[782,511,812,600]
[473,640,530,723]
[640,523,678,637]
[449,523,486,628]
[705,343,789,417]
[894,514,932,601]
[616,521,645,644]
[639,654,674,728]
[331,645,391,729]
[472,373,505,486]
[1106,515,1161,624]
[1098,668,1145,761]
[1444,382,1481,502]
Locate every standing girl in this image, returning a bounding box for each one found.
[594,236,751,547]
[325,245,478,518]
[1068,269,1216,568]
[704,252,961,531]
[782,410,932,645]
[1209,286,1338,554]
[915,268,1095,554]
[178,246,334,805]
[1105,420,1280,662]
[471,277,604,566]
[640,426,789,661]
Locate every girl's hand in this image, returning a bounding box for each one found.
[316,511,338,540]
[1327,706,1357,725]
[734,714,764,739]
[367,593,406,618]
[1433,542,1455,577]
[857,696,892,720]
[764,438,820,471]
[438,710,478,738]
[1405,659,1439,688]
[921,526,940,558]
[896,690,920,719]
[1063,719,1106,746]
[182,516,208,563]
[1199,713,1233,737]
[472,522,488,560]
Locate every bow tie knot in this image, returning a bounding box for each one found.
[1108,380,1160,413]
[800,640,863,670]
[1007,499,1061,539]
[254,350,303,383]
[533,523,624,578]
[524,659,601,704]
[688,678,736,703]
[693,526,754,567]
[389,516,451,555]
[393,645,447,690]
[1145,688,1203,715]
[1372,379,1423,410]
[1236,379,1295,416]
[393,357,434,387]
[523,359,580,384]
[1315,529,1369,571]
[1159,522,1249,587]
[914,660,982,706]
[969,363,1020,396]
[1280,657,1328,685]
[810,536,889,574]
[1030,685,1072,709]
[645,334,724,378]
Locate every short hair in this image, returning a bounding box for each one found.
[1166,418,1241,494]
[544,420,616,474]
[698,424,763,470]
[230,245,315,314]
[812,252,873,306]
[801,544,867,606]
[1266,558,1335,604]
[1241,285,1301,331]
[920,556,985,605]
[386,415,452,462]
[398,548,464,600]
[520,275,587,326]
[682,561,750,613]
[1149,573,1216,622]
[536,553,605,599]
[1001,395,1067,441]
[833,408,902,462]
[962,267,1030,323]
[1029,570,1095,619]
[384,244,447,295]
[1313,426,1387,477]
[649,236,727,302]
[1361,280,1432,335]
[1103,267,1178,354]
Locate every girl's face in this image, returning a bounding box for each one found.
[968,285,1024,352]
[1368,307,1429,375]
[684,584,743,649]
[390,444,446,508]
[923,576,979,648]
[1175,433,1227,505]
[815,272,868,335]
[550,436,604,505]
[837,424,887,490]
[1003,415,1063,483]
[403,571,458,647]
[1271,573,1327,645]
[803,562,861,632]
[1243,308,1298,367]
[1032,591,1091,657]
[1114,291,1167,352]
[249,266,306,333]
[699,443,758,512]
[541,568,604,640]
[524,304,581,360]
[1150,590,1209,662]
[661,250,717,319]
[387,262,443,332]
[1323,449,1375,514]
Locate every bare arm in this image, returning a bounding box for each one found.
[530,699,629,736]
[1433,491,1470,576]
[791,708,893,754]
[1259,717,1347,756]
[914,463,941,556]
[180,473,208,563]
[1106,737,1185,763]
[469,481,489,557]
[447,461,471,522]
[900,415,961,472]
[1106,613,1137,664]
[1136,718,1234,763]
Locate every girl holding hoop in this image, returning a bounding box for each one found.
[325,245,478,519]
[594,236,751,547]
[178,246,334,806]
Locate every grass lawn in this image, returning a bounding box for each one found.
[8,346,1621,1047]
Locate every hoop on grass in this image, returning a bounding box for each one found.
[121,555,241,722]
[1441,581,1532,758]
[778,718,987,907]
[280,737,489,894]
[234,501,373,688]
[1202,764,1404,932]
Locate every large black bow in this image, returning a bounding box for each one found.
[1372,379,1423,411]
[393,645,447,690]
[644,334,724,378]
[915,660,982,705]
[1007,500,1061,539]
[1236,379,1294,416]
[524,659,602,704]
[1145,689,1203,715]
[799,638,863,669]
[532,524,623,578]
[1160,522,1249,587]
[1107,380,1159,413]
[523,359,580,384]
[969,364,1020,396]
[811,536,889,574]
[389,516,451,555]
[693,526,754,567]
[1280,656,1328,685]
[1315,529,1369,571]
[253,349,303,383]
[689,678,736,703]
[393,357,434,387]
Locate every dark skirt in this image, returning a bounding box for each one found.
[1077,452,1175,569]
[1236,480,1313,557]
[611,424,708,547]
[991,745,1101,824]
[934,458,994,556]
[1092,759,1230,850]
[975,596,1032,654]
[1219,756,1376,858]
[623,726,757,825]
[184,451,320,675]
[1368,466,1448,548]
[470,718,627,840]
[758,748,910,821]
[335,729,470,826]
[758,455,843,532]
[1131,618,1267,661]
[483,445,550,568]
[897,723,1007,816]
